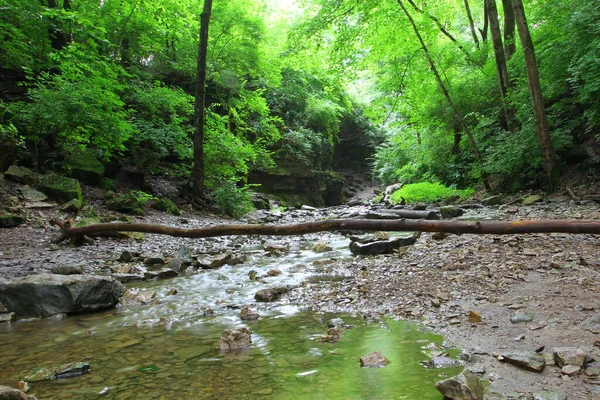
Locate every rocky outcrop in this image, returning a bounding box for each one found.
[4,165,39,185]
[36,174,82,203]
[106,192,144,215]
[254,285,293,302]
[435,369,483,400]
[64,150,105,185]
[0,274,125,318]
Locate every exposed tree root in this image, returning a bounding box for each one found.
[50,218,600,245]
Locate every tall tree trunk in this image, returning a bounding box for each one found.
[463,0,480,48]
[479,3,489,42]
[512,0,557,189]
[501,0,516,60]
[193,0,213,196]
[396,0,491,190]
[486,0,509,98]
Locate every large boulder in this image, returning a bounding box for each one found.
[64,150,105,185]
[0,134,16,172]
[0,213,25,228]
[36,174,82,203]
[106,192,144,215]
[4,165,39,185]
[0,385,37,400]
[435,369,483,400]
[0,274,125,318]
[350,233,420,255]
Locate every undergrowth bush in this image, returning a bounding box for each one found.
[390,182,473,204]
[211,180,255,218]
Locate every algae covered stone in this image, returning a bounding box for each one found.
[36,174,82,203]
[64,149,105,185]
[106,192,144,215]
[152,198,180,216]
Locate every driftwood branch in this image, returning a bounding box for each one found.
[50,218,600,244]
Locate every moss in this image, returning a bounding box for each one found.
[152,198,180,216]
[36,174,82,203]
[61,198,83,213]
[0,213,25,228]
[99,177,117,192]
[106,192,144,215]
[64,149,105,185]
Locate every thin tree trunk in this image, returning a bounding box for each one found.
[512,0,557,189]
[396,0,491,190]
[486,0,509,98]
[479,3,489,42]
[463,0,480,48]
[51,218,600,244]
[501,0,516,60]
[193,0,213,196]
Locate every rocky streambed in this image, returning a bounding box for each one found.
[0,194,599,399]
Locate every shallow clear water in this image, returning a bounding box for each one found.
[0,234,460,399]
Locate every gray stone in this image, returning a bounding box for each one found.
[19,186,47,202]
[0,312,14,323]
[439,206,465,219]
[311,242,333,253]
[120,289,156,306]
[36,174,82,203]
[106,192,144,215]
[111,274,145,284]
[254,285,293,302]
[0,385,37,399]
[50,265,84,275]
[553,347,586,368]
[365,209,439,220]
[239,307,260,321]
[194,253,231,269]
[510,313,533,323]
[583,312,600,334]
[60,198,82,213]
[0,274,125,318]
[500,351,546,372]
[25,362,90,382]
[349,233,420,255]
[177,247,194,265]
[561,364,581,376]
[532,391,567,400]
[142,253,165,266]
[481,195,503,206]
[118,250,135,262]
[360,351,388,368]
[435,369,483,400]
[328,318,344,328]
[5,165,39,185]
[166,258,184,272]
[217,327,252,350]
[523,194,543,205]
[144,269,178,280]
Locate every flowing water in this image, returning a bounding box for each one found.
[0,233,462,399]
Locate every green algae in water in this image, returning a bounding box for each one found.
[0,311,460,399]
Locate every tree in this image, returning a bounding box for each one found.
[193,0,213,195]
[511,0,557,189]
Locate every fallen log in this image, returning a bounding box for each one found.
[50,218,600,244]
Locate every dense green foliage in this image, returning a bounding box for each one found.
[1,0,598,215]
[390,182,474,204]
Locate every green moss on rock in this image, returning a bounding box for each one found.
[5,165,40,185]
[36,174,82,203]
[106,192,144,215]
[99,177,117,191]
[64,150,105,185]
[0,213,25,228]
[152,198,180,216]
[61,198,83,213]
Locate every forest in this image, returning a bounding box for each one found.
[1,0,598,215]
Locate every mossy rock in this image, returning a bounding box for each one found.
[0,213,25,228]
[64,150,105,185]
[0,173,5,191]
[99,177,117,192]
[5,165,40,185]
[36,174,82,204]
[0,135,16,172]
[106,192,144,215]
[152,198,180,216]
[61,198,83,213]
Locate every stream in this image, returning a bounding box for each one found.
[0,231,463,399]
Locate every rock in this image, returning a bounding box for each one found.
[0,385,37,399]
[166,258,184,272]
[106,192,144,215]
[111,274,145,283]
[439,206,464,219]
[250,192,271,210]
[327,326,344,340]
[328,318,344,328]
[365,209,439,220]
[413,202,427,210]
[5,165,39,185]
[523,194,543,205]
[25,361,90,382]
[217,327,252,350]
[19,186,47,202]
[561,364,581,376]
[532,391,567,400]
[301,205,317,211]
[120,289,156,306]
[119,250,135,262]
[36,174,82,203]
[360,351,388,368]
[99,177,117,191]
[500,351,546,372]
[263,269,281,277]
[254,285,293,302]
[50,265,83,275]
[194,253,231,269]
[0,214,25,228]
[0,274,125,318]
[435,369,483,400]
[64,149,105,185]
[553,347,586,368]
[177,247,194,265]
[152,198,180,216]
[349,233,420,255]
[311,242,333,253]
[0,312,14,323]
[239,307,260,321]
[468,310,482,323]
[60,198,82,213]
[0,173,5,190]
[481,195,503,206]
[144,269,178,280]
[263,242,289,253]
[510,313,533,323]
[142,253,165,266]
[583,313,600,334]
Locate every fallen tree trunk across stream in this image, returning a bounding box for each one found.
[50,218,600,244]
